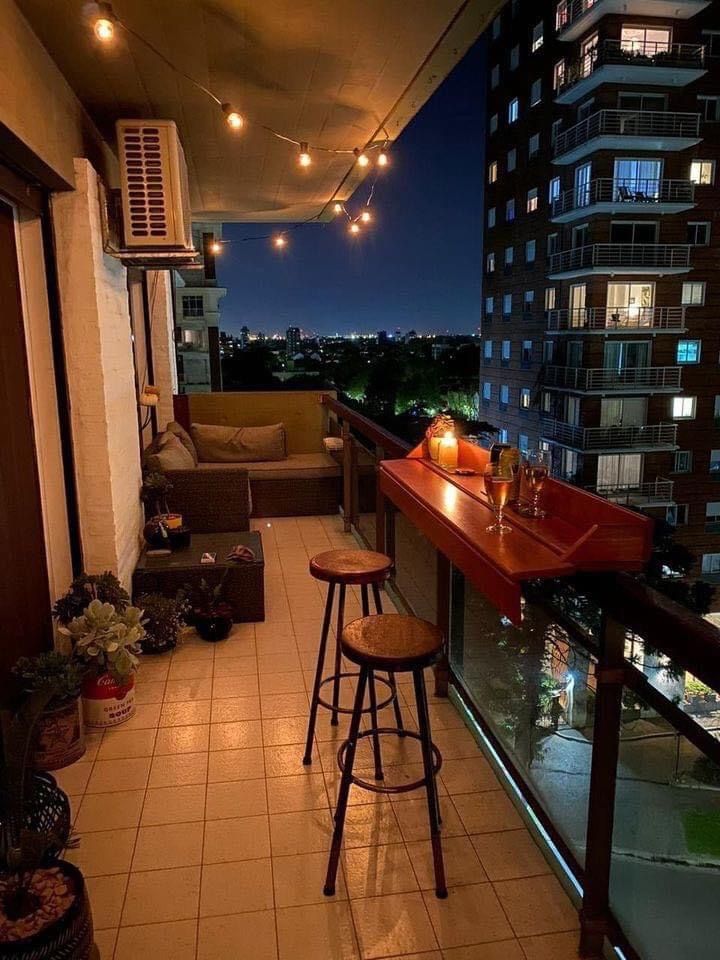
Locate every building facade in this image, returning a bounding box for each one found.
[481,0,720,579]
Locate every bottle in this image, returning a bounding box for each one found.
[489,441,511,466]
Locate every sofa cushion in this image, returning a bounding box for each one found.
[145,432,196,472]
[191,422,287,463]
[197,453,340,481]
[166,420,199,465]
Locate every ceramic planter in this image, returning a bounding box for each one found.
[81,672,135,728]
[30,698,85,771]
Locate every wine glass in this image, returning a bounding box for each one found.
[522,448,551,518]
[484,464,513,534]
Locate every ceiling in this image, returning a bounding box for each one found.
[16,0,496,221]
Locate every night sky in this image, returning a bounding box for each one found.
[216,37,486,338]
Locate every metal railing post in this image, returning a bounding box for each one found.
[341,420,352,533]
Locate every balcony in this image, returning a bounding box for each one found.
[555,39,706,105]
[547,306,687,334]
[540,418,679,452]
[553,110,702,165]
[547,243,692,279]
[551,178,696,223]
[586,476,675,506]
[543,364,682,393]
[555,0,711,42]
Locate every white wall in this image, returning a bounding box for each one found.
[147,270,178,428]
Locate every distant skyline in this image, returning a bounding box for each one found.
[216,38,485,337]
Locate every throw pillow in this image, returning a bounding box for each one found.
[190,422,287,463]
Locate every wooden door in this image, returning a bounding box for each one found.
[0,198,52,682]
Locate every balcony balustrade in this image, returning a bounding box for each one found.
[586,476,675,505]
[546,306,686,334]
[543,364,682,392]
[547,243,692,279]
[551,178,696,223]
[553,110,702,165]
[555,0,711,42]
[541,419,678,451]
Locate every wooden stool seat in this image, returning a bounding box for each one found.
[342,615,442,671]
[309,549,392,585]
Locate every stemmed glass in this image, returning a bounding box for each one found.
[522,448,551,518]
[484,463,513,534]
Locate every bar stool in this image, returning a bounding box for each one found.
[303,549,404,780]
[324,614,447,899]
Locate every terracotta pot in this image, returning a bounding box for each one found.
[81,672,135,728]
[30,698,85,771]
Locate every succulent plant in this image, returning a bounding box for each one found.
[52,572,129,625]
[59,600,144,683]
[10,653,85,709]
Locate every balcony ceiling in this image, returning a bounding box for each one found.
[17,0,494,221]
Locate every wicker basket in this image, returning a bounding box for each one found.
[23,773,71,862]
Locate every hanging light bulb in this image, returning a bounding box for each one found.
[210,240,222,255]
[360,211,372,223]
[93,2,115,41]
[222,103,245,131]
[349,222,361,235]
[332,202,344,215]
[298,142,311,167]
[273,234,287,249]
[377,149,389,167]
[354,148,370,167]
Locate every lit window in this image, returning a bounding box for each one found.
[548,177,561,203]
[553,60,566,91]
[527,188,539,213]
[486,252,496,273]
[690,160,715,185]
[530,79,542,106]
[524,290,535,308]
[673,450,693,473]
[508,98,519,124]
[551,119,562,145]
[510,45,519,70]
[542,343,554,365]
[555,2,568,32]
[492,14,501,39]
[666,504,689,526]
[706,503,720,527]
[483,382,492,401]
[526,239,536,263]
[491,65,500,89]
[485,296,494,315]
[489,113,499,135]
[529,133,540,157]
[545,287,557,311]
[500,384,510,406]
[687,222,711,246]
[484,340,493,359]
[501,340,511,361]
[677,340,701,364]
[702,553,720,575]
[488,206,496,229]
[672,396,696,419]
[522,340,533,365]
[682,282,705,305]
[499,428,509,443]
[520,388,531,409]
[620,25,670,54]
[715,396,720,419]
[547,233,560,256]
[532,21,544,52]
[519,433,529,453]
[712,454,720,475]
[506,198,516,221]
[507,149,517,171]
[488,161,498,184]
[503,293,512,315]
[540,387,552,410]
[505,246,514,267]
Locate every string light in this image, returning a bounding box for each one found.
[360,211,372,223]
[349,223,361,235]
[377,150,389,167]
[222,103,244,131]
[354,148,370,167]
[210,240,222,255]
[298,142,311,167]
[93,2,115,42]
[333,202,344,215]
[273,234,287,249]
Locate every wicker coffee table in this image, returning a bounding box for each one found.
[132,531,265,622]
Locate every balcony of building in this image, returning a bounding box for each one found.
[553,110,702,166]
[550,178,696,224]
[555,0,711,42]
[546,306,687,334]
[555,40,706,105]
[585,476,675,506]
[540,418,678,452]
[547,244,692,279]
[543,364,682,393]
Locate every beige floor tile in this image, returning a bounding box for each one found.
[85,757,151,794]
[159,700,211,726]
[343,843,418,899]
[264,743,317,778]
[154,723,210,755]
[197,910,278,960]
[262,671,307,695]
[394,797,465,842]
[115,918,197,960]
[66,827,136,877]
[79,731,105,763]
[422,882,513,949]
[212,657,258,678]
[120,702,162,730]
[493,876,579,939]
[141,783,206,825]
[262,716,307,746]
[205,778,268,819]
[93,927,117,959]
[148,751,208,787]
[341,803,403,848]
[276,901,360,960]
[136,660,170,681]
[255,634,298,655]
[86,873,128,928]
[213,675,260,699]
[168,659,215,680]
[164,678,214,702]
[203,814,271,862]
[407,835,487,890]
[200,857,274,916]
[171,641,215,661]
[270,808,334,856]
[441,757,500,795]
[261,691,310,718]
[453,791,524,835]
[470,830,550,882]
[254,620,296,642]
[53,761,93,795]
[207,745,265,782]
[431,727,483,761]
[258,653,303,675]
[443,942,524,960]
[75,790,144,832]
[519,930,581,959]
[351,891,438,959]
[132,821,204,871]
[267,773,329,814]
[121,865,201,924]
[209,718,263,750]
[272,850,346,907]
[134,680,167,704]
[210,695,261,722]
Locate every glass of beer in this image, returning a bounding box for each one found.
[522,448,551,518]
[484,464,513,534]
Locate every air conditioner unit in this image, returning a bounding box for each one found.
[117,119,193,249]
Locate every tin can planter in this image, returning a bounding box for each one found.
[81,673,135,728]
[30,698,85,771]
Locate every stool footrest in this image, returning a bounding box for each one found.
[337,727,442,795]
[317,673,395,716]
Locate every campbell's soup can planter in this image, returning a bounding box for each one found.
[82,672,136,728]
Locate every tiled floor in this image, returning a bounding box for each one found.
[57,516,580,959]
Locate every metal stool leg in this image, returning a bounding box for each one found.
[324,666,369,896]
[303,582,335,765]
[372,582,406,737]
[331,583,346,725]
[413,666,447,898]
[361,586,384,781]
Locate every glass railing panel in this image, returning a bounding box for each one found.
[352,436,380,549]
[392,511,437,624]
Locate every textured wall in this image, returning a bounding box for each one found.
[148,269,179,429]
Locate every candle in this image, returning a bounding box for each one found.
[438,433,459,471]
[428,436,442,461]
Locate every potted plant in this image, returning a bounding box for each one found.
[59,600,144,728]
[52,571,129,626]
[10,653,86,771]
[136,592,187,655]
[140,473,188,549]
[0,695,93,958]
[188,573,233,642]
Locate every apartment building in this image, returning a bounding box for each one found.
[481,0,720,580]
